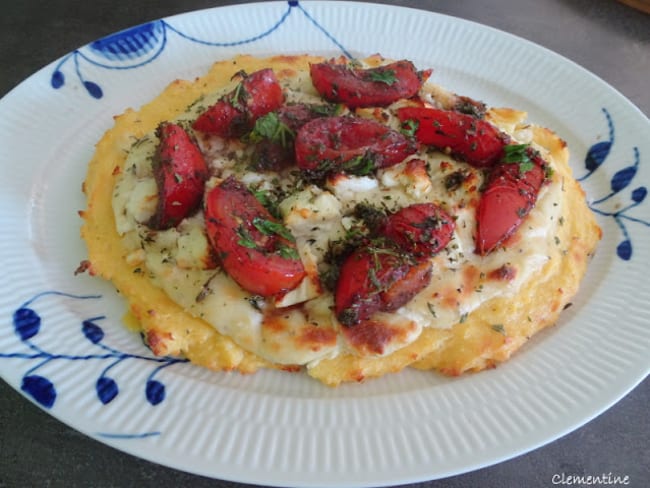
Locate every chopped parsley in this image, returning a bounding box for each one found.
[252,188,273,207]
[252,217,295,242]
[491,324,506,335]
[236,226,258,249]
[353,202,387,233]
[228,79,248,110]
[277,243,300,260]
[400,118,419,138]
[248,112,295,148]
[367,68,397,85]
[503,144,534,173]
[368,267,383,291]
[309,103,343,117]
[341,154,376,176]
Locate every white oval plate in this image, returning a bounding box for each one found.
[0,2,648,486]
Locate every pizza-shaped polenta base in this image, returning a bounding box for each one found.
[80,55,600,386]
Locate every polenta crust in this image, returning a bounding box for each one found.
[80,55,600,386]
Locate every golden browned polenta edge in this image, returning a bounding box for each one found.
[81,55,324,375]
[80,55,601,386]
[307,125,601,386]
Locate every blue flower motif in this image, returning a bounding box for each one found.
[1,291,187,410]
[89,21,166,62]
[49,1,351,98]
[578,108,648,260]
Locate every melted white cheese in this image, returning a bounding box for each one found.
[112,75,563,366]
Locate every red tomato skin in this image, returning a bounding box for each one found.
[294,116,417,175]
[335,247,409,325]
[148,122,209,230]
[245,69,285,119]
[379,260,433,312]
[193,101,247,138]
[310,60,426,108]
[397,106,509,168]
[192,69,284,138]
[379,203,456,258]
[475,161,546,255]
[204,177,305,297]
[334,246,431,326]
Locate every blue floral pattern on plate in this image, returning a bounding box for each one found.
[3,0,646,448]
[578,108,648,260]
[2,0,356,439]
[50,1,351,98]
[2,291,186,411]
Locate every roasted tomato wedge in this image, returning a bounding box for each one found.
[295,116,418,177]
[379,260,433,312]
[204,176,305,297]
[476,145,548,255]
[310,59,428,109]
[379,203,456,259]
[397,106,509,168]
[148,122,209,230]
[335,244,432,326]
[192,68,284,138]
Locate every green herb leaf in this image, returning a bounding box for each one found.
[277,243,300,260]
[503,144,530,163]
[228,76,248,110]
[341,155,375,175]
[249,112,295,148]
[519,160,535,173]
[367,69,397,85]
[365,243,405,261]
[236,227,258,249]
[252,189,272,207]
[252,217,295,242]
[503,144,535,173]
[251,188,282,219]
[400,118,419,138]
[309,103,343,117]
[368,267,383,291]
[544,164,555,179]
[491,324,506,335]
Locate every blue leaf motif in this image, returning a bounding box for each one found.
[5,292,187,415]
[631,186,647,203]
[82,320,105,344]
[96,377,119,404]
[83,81,103,99]
[611,166,637,193]
[22,375,57,408]
[13,307,41,341]
[585,141,612,172]
[145,380,165,406]
[89,21,164,61]
[51,70,65,89]
[616,240,632,260]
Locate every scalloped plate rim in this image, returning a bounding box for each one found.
[0,2,649,486]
